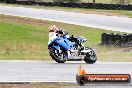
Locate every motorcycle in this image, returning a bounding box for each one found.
[48,32,97,64]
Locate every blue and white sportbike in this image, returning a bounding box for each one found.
[48,31,97,64]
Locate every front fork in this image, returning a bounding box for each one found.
[67,49,72,59]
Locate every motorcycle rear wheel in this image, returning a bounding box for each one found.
[50,48,67,63]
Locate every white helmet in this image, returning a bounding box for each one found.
[49,25,59,32]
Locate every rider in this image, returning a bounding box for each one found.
[48,25,59,44]
[48,25,83,49]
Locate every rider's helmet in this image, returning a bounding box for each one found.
[49,25,59,33]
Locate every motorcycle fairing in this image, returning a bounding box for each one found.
[48,37,75,51]
[56,38,75,50]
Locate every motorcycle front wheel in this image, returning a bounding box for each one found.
[84,48,97,64]
[50,48,67,63]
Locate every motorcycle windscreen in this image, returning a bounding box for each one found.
[56,39,75,50]
[77,37,85,43]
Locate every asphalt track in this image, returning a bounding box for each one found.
[0,60,132,88]
[0,5,132,33]
[0,61,132,83]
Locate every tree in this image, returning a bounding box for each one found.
[93,0,95,3]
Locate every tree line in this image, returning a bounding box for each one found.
[54,0,131,4]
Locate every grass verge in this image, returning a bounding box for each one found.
[0,83,75,88]
[0,14,131,61]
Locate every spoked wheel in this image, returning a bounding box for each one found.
[50,48,67,63]
[84,48,97,64]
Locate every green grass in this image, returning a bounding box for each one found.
[0,15,131,61]
[0,19,49,60]
[82,0,132,4]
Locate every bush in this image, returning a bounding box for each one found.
[0,0,6,2]
[0,0,16,3]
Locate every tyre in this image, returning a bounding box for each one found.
[76,75,86,86]
[84,48,97,64]
[50,48,67,63]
